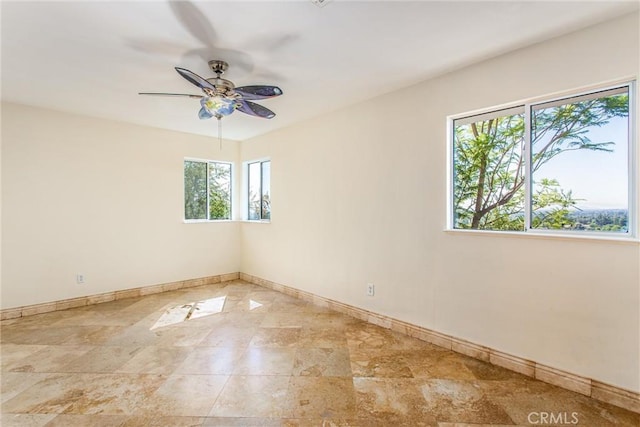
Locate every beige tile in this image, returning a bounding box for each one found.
[483,377,640,427]
[45,414,129,426]
[151,325,212,347]
[198,324,258,348]
[349,348,413,378]
[1,308,23,321]
[56,298,88,311]
[208,375,291,418]
[293,348,352,377]
[416,379,514,424]
[86,293,116,305]
[286,376,356,419]
[0,413,57,427]
[402,349,476,381]
[162,281,184,292]
[592,381,640,414]
[175,347,245,375]
[249,327,301,348]
[5,345,93,373]
[534,363,591,396]
[419,330,452,350]
[1,344,49,370]
[298,327,349,349]
[489,351,535,377]
[204,417,279,426]
[22,303,57,317]
[451,338,490,362]
[123,416,205,426]
[62,373,166,415]
[139,285,164,297]
[1,372,50,404]
[354,377,435,425]
[117,346,190,374]
[279,419,361,427]
[232,347,296,375]
[115,289,141,300]
[221,272,240,282]
[204,275,222,285]
[61,326,126,345]
[346,323,425,351]
[134,374,228,416]
[121,415,205,427]
[1,373,77,414]
[260,312,311,328]
[367,313,392,329]
[61,346,142,373]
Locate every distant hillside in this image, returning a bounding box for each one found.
[566,209,627,232]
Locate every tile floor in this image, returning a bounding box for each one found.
[1,280,638,426]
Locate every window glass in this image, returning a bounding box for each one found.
[453,107,525,231]
[184,160,232,221]
[261,161,271,220]
[184,160,207,220]
[248,162,261,220]
[530,88,629,232]
[208,162,232,220]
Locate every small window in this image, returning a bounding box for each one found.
[184,160,232,221]
[451,82,634,237]
[247,160,271,221]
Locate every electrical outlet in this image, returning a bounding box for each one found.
[366,283,375,297]
[76,274,85,284]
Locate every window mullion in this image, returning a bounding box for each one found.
[206,162,211,221]
[524,104,532,232]
[259,161,264,220]
[628,81,637,238]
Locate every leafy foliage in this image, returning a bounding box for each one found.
[184,161,207,220]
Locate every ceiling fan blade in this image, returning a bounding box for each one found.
[169,1,217,48]
[139,92,202,99]
[236,100,276,119]
[234,85,283,100]
[175,67,216,92]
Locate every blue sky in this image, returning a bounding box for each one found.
[533,115,628,210]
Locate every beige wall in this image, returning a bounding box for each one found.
[240,13,640,392]
[1,103,241,308]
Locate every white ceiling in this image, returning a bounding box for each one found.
[2,1,638,141]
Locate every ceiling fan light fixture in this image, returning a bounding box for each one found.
[200,95,236,119]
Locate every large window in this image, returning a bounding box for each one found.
[184,159,232,221]
[247,160,271,221]
[451,83,634,237]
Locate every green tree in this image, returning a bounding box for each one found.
[454,93,628,230]
[184,161,207,220]
[208,163,231,219]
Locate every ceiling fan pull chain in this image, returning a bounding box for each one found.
[218,116,222,150]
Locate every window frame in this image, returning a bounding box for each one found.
[447,80,637,240]
[245,158,271,222]
[183,157,233,223]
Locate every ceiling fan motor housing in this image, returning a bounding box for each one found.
[208,60,228,75]
[205,77,236,97]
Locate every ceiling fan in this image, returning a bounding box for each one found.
[139,60,282,121]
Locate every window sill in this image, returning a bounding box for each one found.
[444,228,639,245]
[183,219,234,224]
[183,219,271,224]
